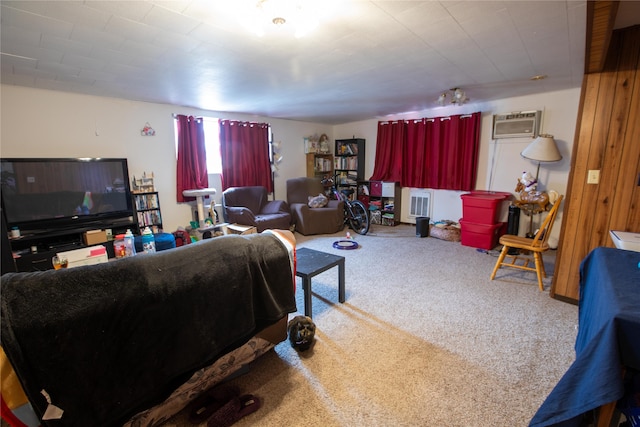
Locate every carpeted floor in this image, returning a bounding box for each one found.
[162,224,578,427]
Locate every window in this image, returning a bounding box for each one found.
[174,117,275,176]
[173,116,222,174]
[203,117,222,174]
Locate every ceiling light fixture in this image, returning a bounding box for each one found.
[436,87,468,106]
[530,74,548,81]
[245,0,319,38]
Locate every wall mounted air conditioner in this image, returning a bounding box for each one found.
[492,110,541,139]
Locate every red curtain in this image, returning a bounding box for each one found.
[373,112,481,191]
[176,115,208,203]
[219,120,273,192]
[370,121,404,182]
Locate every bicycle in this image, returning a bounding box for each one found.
[321,174,370,235]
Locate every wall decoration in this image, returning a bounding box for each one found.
[304,137,318,154]
[271,140,284,174]
[319,134,330,153]
[131,171,155,193]
[141,122,156,136]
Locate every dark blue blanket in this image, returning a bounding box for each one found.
[1,233,296,427]
[530,247,640,426]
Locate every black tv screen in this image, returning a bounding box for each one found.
[1,158,134,233]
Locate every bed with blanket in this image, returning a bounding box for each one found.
[0,230,297,427]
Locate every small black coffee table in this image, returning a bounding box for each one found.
[295,247,345,318]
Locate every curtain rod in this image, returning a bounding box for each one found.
[172,113,203,121]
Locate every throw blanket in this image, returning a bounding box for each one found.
[1,233,296,427]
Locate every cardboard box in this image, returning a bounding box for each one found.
[83,230,108,245]
[228,224,257,235]
[58,245,108,269]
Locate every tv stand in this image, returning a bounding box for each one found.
[48,241,84,252]
[8,218,136,272]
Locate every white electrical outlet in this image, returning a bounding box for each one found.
[587,169,600,184]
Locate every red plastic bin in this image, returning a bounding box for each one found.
[459,220,507,250]
[461,191,511,225]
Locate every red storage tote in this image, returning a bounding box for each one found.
[460,220,507,250]
[461,192,511,225]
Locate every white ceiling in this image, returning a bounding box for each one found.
[0,1,635,125]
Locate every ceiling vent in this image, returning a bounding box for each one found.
[492,111,541,139]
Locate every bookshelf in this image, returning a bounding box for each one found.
[334,138,365,198]
[133,191,163,232]
[306,153,333,180]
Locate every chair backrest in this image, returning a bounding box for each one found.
[531,195,563,248]
[286,177,324,205]
[222,186,268,214]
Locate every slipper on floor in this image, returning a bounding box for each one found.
[206,394,262,427]
[187,386,239,424]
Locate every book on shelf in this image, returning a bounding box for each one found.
[338,142,359,155]
[315,157,331,172]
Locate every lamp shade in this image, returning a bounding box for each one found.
[521,134,562,163]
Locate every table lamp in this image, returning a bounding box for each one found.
[520,134,563,181]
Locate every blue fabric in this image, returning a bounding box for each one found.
[530,247,640,426]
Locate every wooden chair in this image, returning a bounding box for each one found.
[490,195,563,291]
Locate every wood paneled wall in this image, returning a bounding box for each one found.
[552,25,640,302]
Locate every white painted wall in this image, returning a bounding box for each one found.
[1,84,579,242]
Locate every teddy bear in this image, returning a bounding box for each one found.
[520,171,538,192]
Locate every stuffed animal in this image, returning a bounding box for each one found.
[520,171,538,192]
[287,315,316,352]
[307,193,328,208]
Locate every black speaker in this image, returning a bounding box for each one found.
[416,216,430,238]
[507,205,521,255]
[507,205,520,235]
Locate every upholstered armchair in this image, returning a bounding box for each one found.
[222,186,291,232]
[286,177,344,235]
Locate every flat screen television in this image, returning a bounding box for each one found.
[1,158,135,235]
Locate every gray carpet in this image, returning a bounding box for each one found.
[163,224,578,427]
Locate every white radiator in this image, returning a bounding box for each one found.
[408,189,432,218]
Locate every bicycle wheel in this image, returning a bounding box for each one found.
[348,200,370,235]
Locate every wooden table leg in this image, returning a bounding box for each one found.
[596,401,617,427]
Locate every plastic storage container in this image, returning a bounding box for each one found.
[141,227,156,253]
[370,181,395,197]
[459,220,507,250]
[460,192,511,225]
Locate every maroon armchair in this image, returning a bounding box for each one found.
[286,177,344,235]
[222,186,291,232]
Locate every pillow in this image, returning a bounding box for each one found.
[308,193,328,208]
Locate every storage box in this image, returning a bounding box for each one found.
[609,230,640,252]
[370,181,395,197]
[460,220,507,250]
[461,192,511,225]
[58,245,108,269]
[83,229,108,245]
[228,224,257,235]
